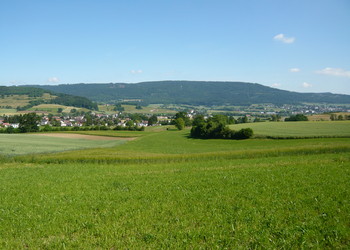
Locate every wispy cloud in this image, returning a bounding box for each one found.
[10,80,24,85]
[130,70,143,74]
[302,82,312,88]
[48,77,59,83]
[315,67,350,77]
[273,33,295,44]
[271,83,281,88]
[289,68,300,72]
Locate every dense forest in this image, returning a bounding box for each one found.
[0,86,98,110]
[0,86,47,97]
[32,81,350,106]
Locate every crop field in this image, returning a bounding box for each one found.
[0,93,54,108]
[0,109,17,116]
[0,122,349,248]
[230,120,350,138]
[98,104,176,115]
[0,134,126,156]
[29,104,67,113]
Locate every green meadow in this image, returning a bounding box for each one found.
[0,121,349,248]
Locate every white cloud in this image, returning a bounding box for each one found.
[48,77,59,83]
[315,67,350,78]
[271,83,281,88]
[273,33,295,44]
[302,82,312,88]
[289,68,300,72]
[130,70,143,74]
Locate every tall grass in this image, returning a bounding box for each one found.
[0,153,349,248]
[0,126,349,248]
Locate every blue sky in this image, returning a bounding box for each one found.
[1,0,350,94]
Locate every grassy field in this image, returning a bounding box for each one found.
[0,122,349,248]
[230,120,350,138]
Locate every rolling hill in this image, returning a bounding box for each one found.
[0,86,98,110]
[32,81,350,106]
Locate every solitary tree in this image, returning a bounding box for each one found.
[174,112,191,126]
[174,118,185,130]
[148,115,158,126]
[19,113,40,133]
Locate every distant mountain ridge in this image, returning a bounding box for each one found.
[32,81,350,105]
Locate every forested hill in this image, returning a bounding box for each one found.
[0,86,98,110]
[33,81,350,105]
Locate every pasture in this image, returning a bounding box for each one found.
[0,121,349,248]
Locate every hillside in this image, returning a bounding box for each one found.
[0,86,98,110]
[32,81,350,105]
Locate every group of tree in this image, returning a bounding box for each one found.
[172,112,241,130]
[330,114,350,121]
[190,114,253,140]
[113,104,125,111]
[0,86,46,97]
[52,94,98,110]
[284,114,308,122]
[2,113,40,133]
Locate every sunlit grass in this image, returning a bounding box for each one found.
[0,124,349,248]
[0,153,349,248]
[230,120,350,138]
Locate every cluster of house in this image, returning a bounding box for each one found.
[0,119,19,129]
[40,115,86,127]
[0,113,172,129]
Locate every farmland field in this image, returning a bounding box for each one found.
[0,109,17,116]
[0,93,54,109]
[230,120,350,138]
[98,104,176,114]
[28,104,87,114]
[0,122,349,248]
[0,133,126,156]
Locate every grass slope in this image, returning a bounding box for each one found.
[0,123,349,248]
[15,129,349,164]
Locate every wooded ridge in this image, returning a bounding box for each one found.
[31,81,350,105]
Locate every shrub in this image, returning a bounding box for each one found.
[285,114,308,121]
[191,120,253,140]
